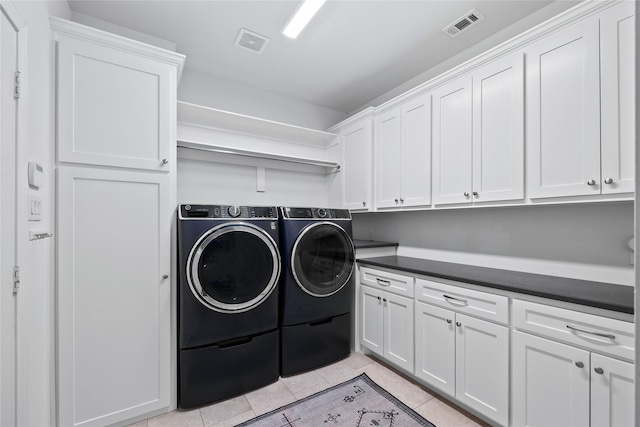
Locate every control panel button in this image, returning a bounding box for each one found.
[228,205,241,218]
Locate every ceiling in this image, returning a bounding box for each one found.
[67,0,580,114]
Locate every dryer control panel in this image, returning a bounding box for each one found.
[280,207,351,220]
[180,204,278,219]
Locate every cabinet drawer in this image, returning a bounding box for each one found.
[360,267,414,298]
[415,278,509,325]
[512,299,635,362]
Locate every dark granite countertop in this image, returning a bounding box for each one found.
[357,256,634,314]
[353,239,399,249]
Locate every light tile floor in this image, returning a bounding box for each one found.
[130,352,490,427]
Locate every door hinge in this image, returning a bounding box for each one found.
[14,71,21,100]
[12,266,20,293]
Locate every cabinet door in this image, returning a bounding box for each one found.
[600,2,635,195]
[360,285,384,356]
[472,54,524,203]
[432,76,473,205]
[590,353,635,427]
[455,314,509,426]
[375,108,402,209]
[401,94,431,208]
[57,166,170,426]
[383,292,414,372]
[57,35,174,172]
[342,120,372,210]
[512,331,590,427]
[414,302,455,397]
[526,18,601,199]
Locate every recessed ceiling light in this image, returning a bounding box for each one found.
[282,0,326,39]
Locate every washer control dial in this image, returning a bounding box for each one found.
[228,205,241,218]
[317,208,327,218]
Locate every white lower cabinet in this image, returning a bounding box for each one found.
[359,267,414,372]
[57,166,171,426]
[359,267,635,427]
[360,285,414,372]
[415,302,509,426]
[512,300,635,427]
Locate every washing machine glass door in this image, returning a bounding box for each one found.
[188,223,281,313]
[292,222,355,296]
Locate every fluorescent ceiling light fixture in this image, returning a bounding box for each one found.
[282,0,326,39]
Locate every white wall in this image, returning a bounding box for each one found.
[178,69,347,130]
[7,1,71,426]
[177,158,328,207]
[353,202,635,286]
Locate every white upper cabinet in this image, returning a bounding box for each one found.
[375,108,402,208]
[527,4,635,200]
[375,93,431,210]
[526,18,602,198]
[433,53,523,206]
[54,19,184,172]
[339,113,373,211]
[600,1,635,195]
[472,54,524,203]
[432,76,473,205]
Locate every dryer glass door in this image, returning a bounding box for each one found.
[292,222,354,296]
[188,223,280,313]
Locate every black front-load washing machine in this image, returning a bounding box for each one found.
[278,206,355,376]
[177,204,281,409]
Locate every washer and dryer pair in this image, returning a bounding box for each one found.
[177,204,355,409]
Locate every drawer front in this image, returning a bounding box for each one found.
[360,267,414,298]
[512,299,635,362]
[415,278,509,325]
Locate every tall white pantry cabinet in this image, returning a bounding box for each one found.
[52,18,185,427]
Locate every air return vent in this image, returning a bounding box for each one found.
[443,9,484,38]
[234,28,271,54]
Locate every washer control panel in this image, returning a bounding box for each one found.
[281,207,351,220]
[180,204,277,219]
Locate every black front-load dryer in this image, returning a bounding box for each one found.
[278,206,355,376]
[177,204,281,408]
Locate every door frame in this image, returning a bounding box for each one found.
[0,1,26,426]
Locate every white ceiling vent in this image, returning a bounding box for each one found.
[443,9,484,38]
[234,28,271,54]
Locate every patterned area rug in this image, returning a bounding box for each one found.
[236,373,436,427]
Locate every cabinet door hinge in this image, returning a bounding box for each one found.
[12,266,20,293]
[14,71,21,100]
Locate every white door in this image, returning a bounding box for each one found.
[472,53,524,203]
[375,108,401,209]
[383,292,413,372]
[600,2,635,195]
[414,302,455,397]
[360,285,383,356]
[0,6,18,426]
[57,166,171,426]
[512,331,590,427]
[590,353,635,427]
[526,18,601,199]
[455,314,509,426]
[432,76,473,205]
[342,120,371,210]
[56,35,172,172]
[401,94,431,208]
